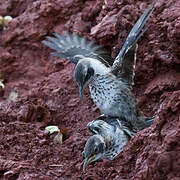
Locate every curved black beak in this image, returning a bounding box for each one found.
[83,155,96,171]
[79,85,84,102]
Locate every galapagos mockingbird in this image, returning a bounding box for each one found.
[42,2,155,131]
[82,116,136,171]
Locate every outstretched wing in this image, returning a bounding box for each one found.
[112,2,155,86]
[42,32,113,67]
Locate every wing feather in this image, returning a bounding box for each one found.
[112,2,155,86]
[42,32,113,66]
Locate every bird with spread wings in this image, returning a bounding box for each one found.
[42,2,155,131]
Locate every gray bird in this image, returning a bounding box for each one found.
[82,115,136,171]
[42,2,155,131]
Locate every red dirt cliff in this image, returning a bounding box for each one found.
[0,0,179,179]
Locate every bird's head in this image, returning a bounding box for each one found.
[82,135,105,171]
[74,59,94,101]
[88,119,115,137]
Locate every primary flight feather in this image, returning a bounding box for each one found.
[42,2,155,131]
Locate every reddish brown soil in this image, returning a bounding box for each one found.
[0,0,180,179]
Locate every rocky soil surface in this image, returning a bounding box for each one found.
[0,0,179,179]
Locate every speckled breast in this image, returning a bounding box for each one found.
[89,74,119,112]
[88,74,138,119]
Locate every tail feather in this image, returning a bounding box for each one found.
[138,115,155,130]
[144,116,155,128]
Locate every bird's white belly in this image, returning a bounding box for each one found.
[101,102,110,112]
[100,101,121,117]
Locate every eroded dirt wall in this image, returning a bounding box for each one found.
[0,0,179,179]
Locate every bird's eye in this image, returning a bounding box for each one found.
[88,67,94,76]
[85,72,91,80]
[94,146,98,154]
[84,67,94,83]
